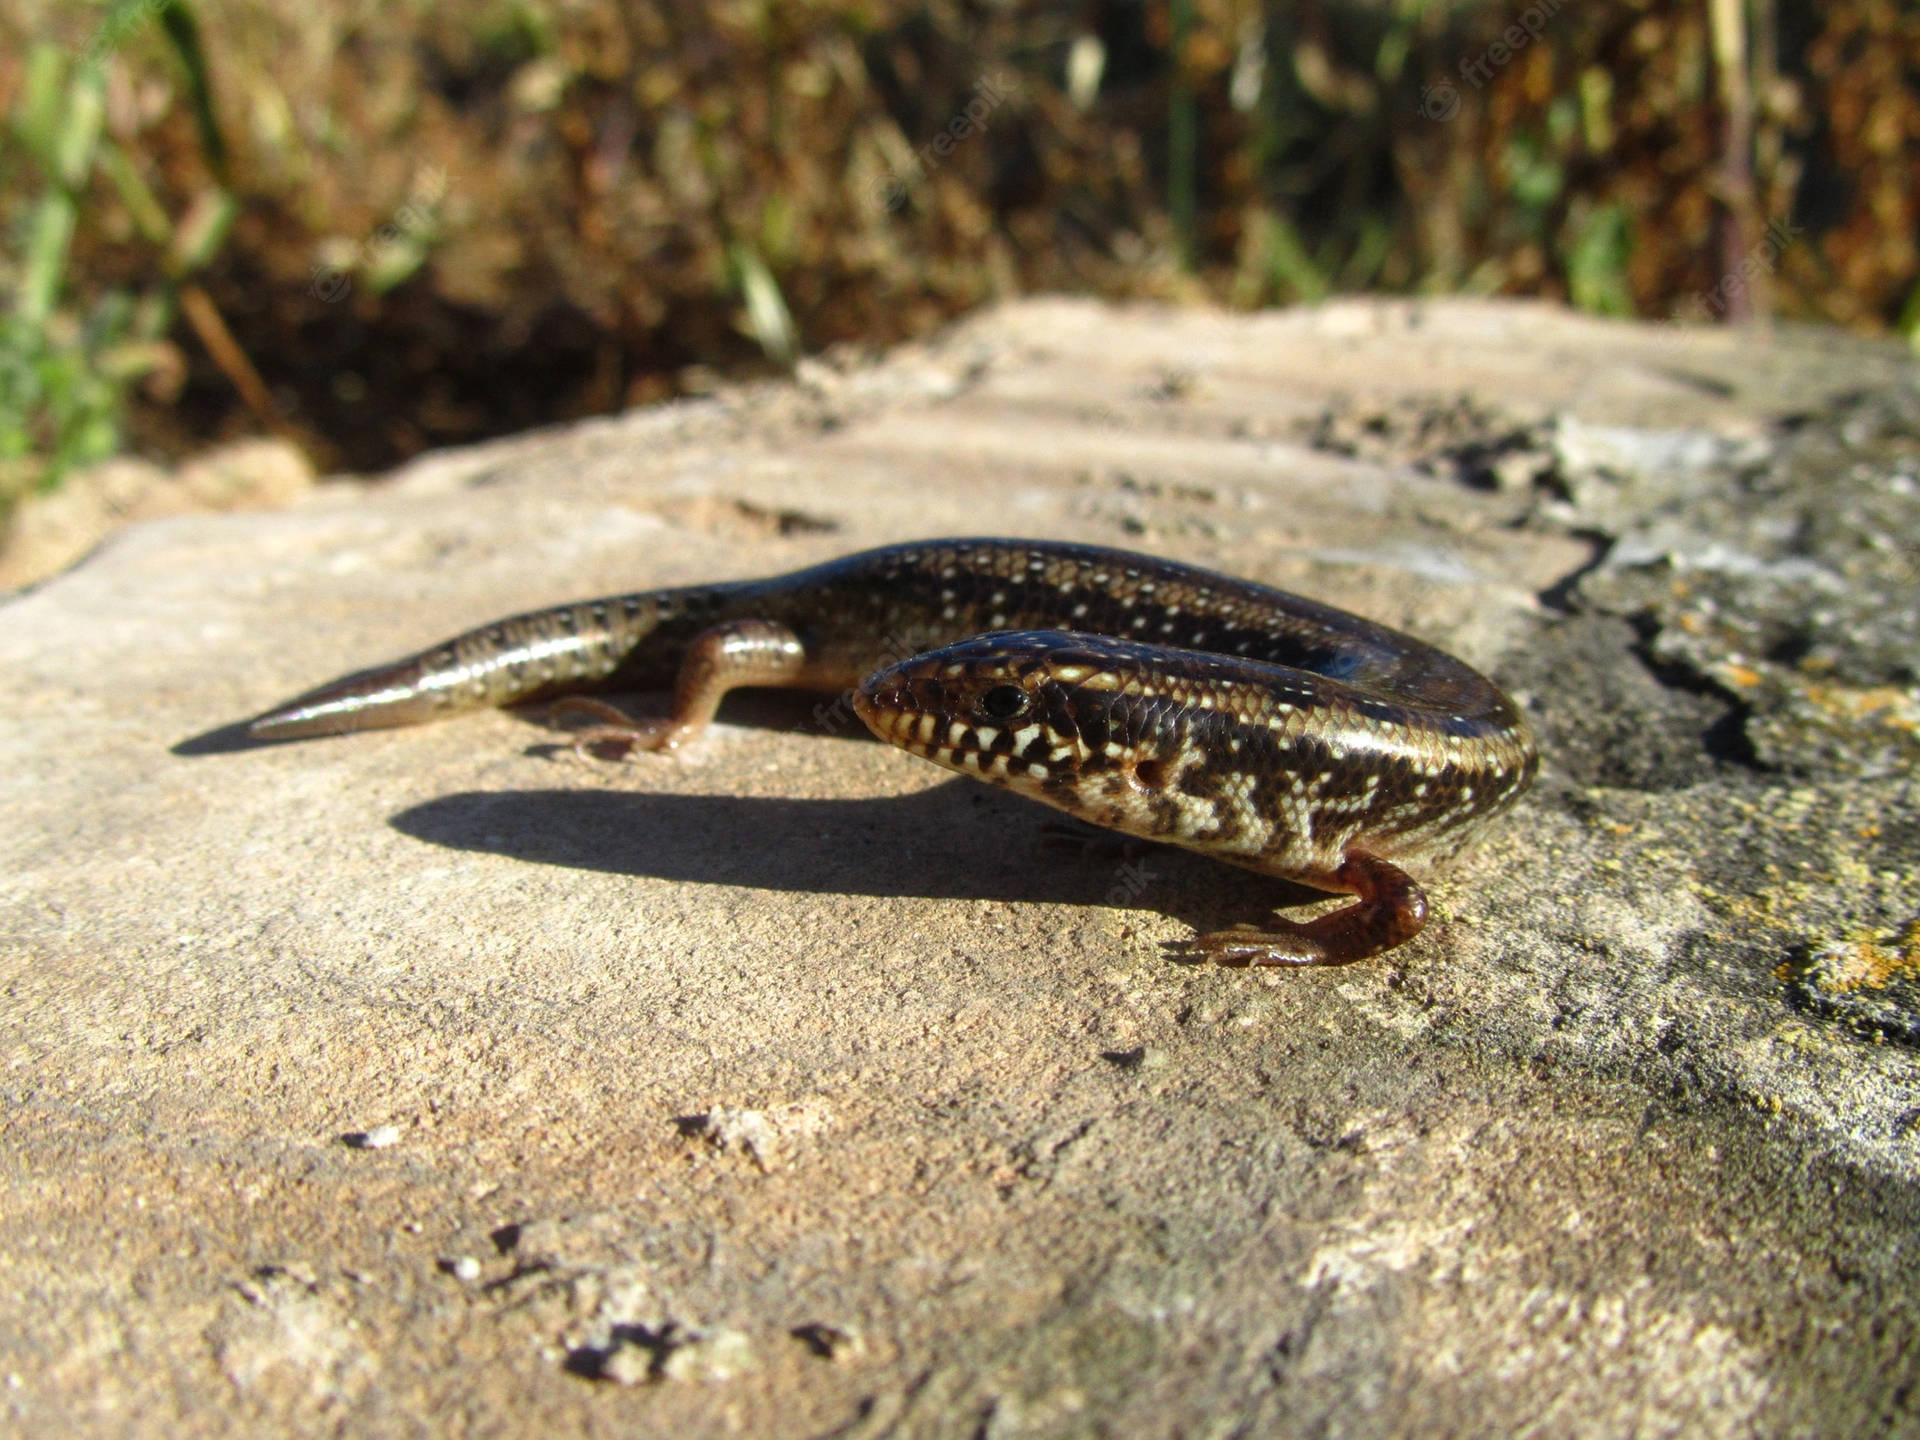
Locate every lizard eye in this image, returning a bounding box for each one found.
[977,685,1029,720]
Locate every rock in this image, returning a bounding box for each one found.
[208,1269,369,1404]
[2,298,1917,1436]
[595,1336,657,1388]
[0,437,317,592]
[655,1327,755,1383]
[690,1100,833,1171]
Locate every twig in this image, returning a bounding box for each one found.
[177,282,283,432]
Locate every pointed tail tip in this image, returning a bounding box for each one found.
[244,706,332,742]
[244,696,362,741]
[242,668,441,742]
[176,694,398,754]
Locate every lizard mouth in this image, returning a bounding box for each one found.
[852,634,1091,786]
[851,668,1000,768]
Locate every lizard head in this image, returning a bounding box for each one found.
[851,630,1191,804]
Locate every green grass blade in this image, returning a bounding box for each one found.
[158,0,227,177]
[19,192,78,324]
[54,65,105,190]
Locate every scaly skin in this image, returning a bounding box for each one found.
[249,539,1538,965]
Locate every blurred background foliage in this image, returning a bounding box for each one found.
[1,0,1916,505]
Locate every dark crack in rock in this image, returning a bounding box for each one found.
[1302,392,1556,492]
[1426,383,1920,1112]
[1505,611,1757,790]
[1565,390,1920,779]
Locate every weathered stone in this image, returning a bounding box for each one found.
[0,437,315,591]
[2,299,1917,1436]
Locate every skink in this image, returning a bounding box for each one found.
[249,538,1538,965]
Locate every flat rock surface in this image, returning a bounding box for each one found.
[3,297,1918,1437]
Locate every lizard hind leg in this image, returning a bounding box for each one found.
[552,618,809,760]
[1195,850,1430,967]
